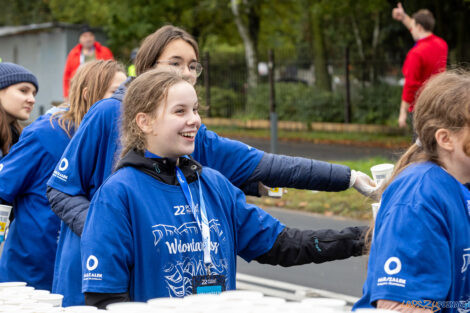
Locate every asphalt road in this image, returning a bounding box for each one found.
[237,207,369,298]
[238,137,403,161]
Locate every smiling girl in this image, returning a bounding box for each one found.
[48,25,373,306]
[81,70,366,308]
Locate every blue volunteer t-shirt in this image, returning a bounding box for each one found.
[47,97,264,306]
[354,162,470,313]
[0,114,71,291]
[81,166,284,301]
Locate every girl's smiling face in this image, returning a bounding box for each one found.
[144,80,200,158]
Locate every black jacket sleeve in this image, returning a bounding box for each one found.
[248,153,351,192]
[239,181,261,197]
[85,292,130,309]
[254,225,368,266]
[46,186,90,237]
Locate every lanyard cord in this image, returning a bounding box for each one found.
[176,167,212,274]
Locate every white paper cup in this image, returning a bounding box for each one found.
[268,187,283,198]
[370,163,394,186]
[106,302,151,312]
[20,302,54,310]
[252,296,286,306]
[0,281,27,288]
[371,202,381,220]
[301,298,347,310]
[0,204,12,243]
[32,293,64,307]
[220,290,264,300]
[147,297,185,308]
[0,305,21,312]
[64,305,98,312]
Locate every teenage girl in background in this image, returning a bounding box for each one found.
[0,60,126,290]
[353,70,470,313]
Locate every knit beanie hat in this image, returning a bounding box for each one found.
[0,62,39,92]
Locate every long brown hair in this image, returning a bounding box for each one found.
[121,70,187,157]
[365,70,470,251]
[135,25,198,76]
[52,60,125,137]
[0,104,22,155]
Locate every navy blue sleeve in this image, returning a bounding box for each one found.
[248,152,351,191]
[46,187,90,236]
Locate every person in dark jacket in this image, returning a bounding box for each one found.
[47,25,376,306]
[81,69,367,308]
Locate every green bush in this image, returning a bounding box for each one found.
[244,83,344,123]
[196,85,244,118]
[352,82,402,125]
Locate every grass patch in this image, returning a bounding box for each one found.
[207,126,411,149]
[246,156,394,220]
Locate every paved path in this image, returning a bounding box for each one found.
[237,207,369,297]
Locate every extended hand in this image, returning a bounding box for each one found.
[350,170,379,199]
[398,110,408,128]
[392,2,406,21]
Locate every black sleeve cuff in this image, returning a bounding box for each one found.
[85,292,130,309]
[254,225,368,266]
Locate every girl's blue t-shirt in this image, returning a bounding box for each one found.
[47,97,264,306]
[353,162,470,313]
[81,165,284,301]
[0,114,71,290]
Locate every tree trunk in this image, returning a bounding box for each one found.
[370,11,381,82]
[312,3,331,91]
[231,0,258,88]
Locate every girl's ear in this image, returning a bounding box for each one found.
[435,128,454,152]
[82,87,89,102]
[135,112,154,134]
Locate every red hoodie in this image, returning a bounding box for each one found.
[402,34,448,112]
[62,41,114,98]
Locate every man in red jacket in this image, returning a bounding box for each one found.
[392,3,448,129]
[62,26,114,98]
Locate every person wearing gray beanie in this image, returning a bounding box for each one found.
[0,62,38,158]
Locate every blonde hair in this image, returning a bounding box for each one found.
[121,69,187,157]
[365,70,470,251]
[52,60,125,137]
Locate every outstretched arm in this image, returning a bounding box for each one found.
[248,153,377,198]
